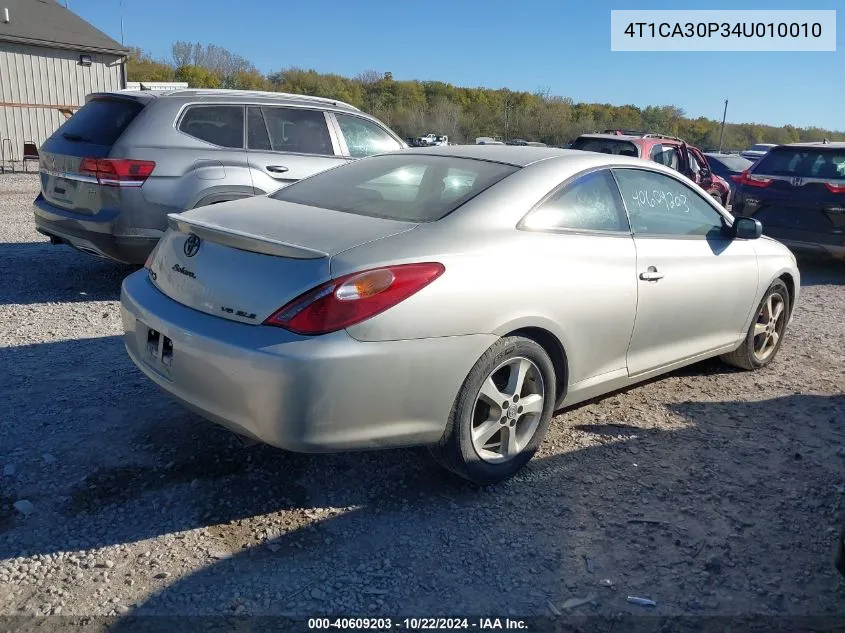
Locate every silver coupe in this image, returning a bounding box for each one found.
[121,145,800,484]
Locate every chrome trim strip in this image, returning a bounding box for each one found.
[39,168,98,184]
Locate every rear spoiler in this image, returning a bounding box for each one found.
[167,214,328,260]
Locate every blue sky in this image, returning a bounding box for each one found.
[68,0,843,130]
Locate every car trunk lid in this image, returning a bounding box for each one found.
[147,195,418,324]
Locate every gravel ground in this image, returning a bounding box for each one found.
[1,172,845,624]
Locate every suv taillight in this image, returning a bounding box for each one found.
[79,158,155,187]
[825,182,845,194]
[735,169,772,188]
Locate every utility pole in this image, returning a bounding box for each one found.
[120,0,125,45]
[718,99,728,153]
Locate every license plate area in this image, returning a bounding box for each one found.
[141,323,174,376]
[52,177,77,202]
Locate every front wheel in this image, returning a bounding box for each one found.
[721,279,790,370]
[430,336,556,485]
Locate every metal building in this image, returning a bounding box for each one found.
[0,0,127,169]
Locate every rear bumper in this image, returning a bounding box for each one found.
[33,194,163,264]
[774,237,845,261]
[120,270,496,452]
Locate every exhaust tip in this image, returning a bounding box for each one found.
[49,235,64,245]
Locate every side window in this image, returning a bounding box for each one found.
[335,114,402,158]
[612,168,726,238]
[650,144,680,171]
[178,105,244,148]
[247,106,271,151]
[260,107,334,155]
[522,169,628,233]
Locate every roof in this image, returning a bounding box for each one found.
[783,141,845,149]
[577,132,686,144]
[576,133,643,141]
[398,144,597,167]
[0,0,127,54]
[156,89,360,111]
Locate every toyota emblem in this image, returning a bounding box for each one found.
[183,234,201,258]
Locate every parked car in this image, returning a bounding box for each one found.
[121,145,799,485]
[571,132,731,207]
[741,143,777,161]
[731,141,845,259]
[33,89,406,265]
[704,152,755,200]
[416,133,448,147]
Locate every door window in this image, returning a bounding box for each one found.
[650,144,681,171]
[178,105,244,148]
[522,169,629,232]
[335,114,402,158]
[251,107,334,155]
[612,168,726,237]
[247,106,271,151]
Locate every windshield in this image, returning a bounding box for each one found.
[753,147,845,181]
[571,137,639,157]
[271,154,519,222]
[706,154,754,172]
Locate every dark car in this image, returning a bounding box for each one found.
[571,131,731,207]
[731,141,845,260]
[837,523,845,578]
[704,152,755,200]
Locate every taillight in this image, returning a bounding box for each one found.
[79,158,155,187]
[736,170,772,188]
[264,262,445,335]
[825,182,845,194]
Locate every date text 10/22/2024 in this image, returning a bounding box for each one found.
[307,617,529,630]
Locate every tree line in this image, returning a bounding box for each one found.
[126,43,845,150]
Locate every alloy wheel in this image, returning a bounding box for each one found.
[752,292,786,362]
[470,357,545,464]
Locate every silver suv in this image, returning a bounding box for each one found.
[33,89,406,264]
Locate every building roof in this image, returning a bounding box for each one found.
[0,0,128,54]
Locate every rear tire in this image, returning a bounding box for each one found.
[430,336,556,485]
[721,280,790,370]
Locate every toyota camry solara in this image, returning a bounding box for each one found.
[121,145,800,484]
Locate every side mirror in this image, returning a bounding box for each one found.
[699,167,711,180]
[734,216,762,239]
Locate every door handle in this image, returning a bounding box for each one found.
[266,165,289,174]
[639,267,665,281]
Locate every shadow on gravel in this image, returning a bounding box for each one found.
[97,392,845,624]
[4,330,845,620]
[0,241,136,305]
[797,258,845,287]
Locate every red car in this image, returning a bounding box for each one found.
[571,130,732,207]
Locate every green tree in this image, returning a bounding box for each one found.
[175,65,222,88]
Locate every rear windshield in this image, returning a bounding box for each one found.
[706,154,754,172]
[753,147,845,181]
[271,154,518,222]
[570,137,639,157]
[55,97,144,146]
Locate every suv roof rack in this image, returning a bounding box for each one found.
[164,89,361,111]
[601,129,687,144]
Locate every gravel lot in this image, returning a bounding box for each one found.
[2,172,845,624]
